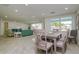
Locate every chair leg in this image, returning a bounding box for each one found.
[62,47,65,54]
[62,43,67,54]
[51,46,53,54]
[46,50,48,54]
[68,38,72,44]
[75,39,77,44]
[65,43,67,51]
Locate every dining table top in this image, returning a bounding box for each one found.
[47,32,61,37]
[37,31,67,40]
[41,32,62,39]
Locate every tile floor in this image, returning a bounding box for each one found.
[0,35,79,54]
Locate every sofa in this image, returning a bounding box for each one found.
[21,30,33,37]
[7,29,33,37]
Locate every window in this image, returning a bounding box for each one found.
[50,18,60,31]
[49,16,72,31]
[31,23,43,30]
[60,16,72,31]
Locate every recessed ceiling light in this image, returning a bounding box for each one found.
[15,9,18,12]
[5,16,7,18]
[65,8,68,10]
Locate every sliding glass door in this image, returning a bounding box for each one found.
[60,16,72,31]
[50,18,60,31]
[49,16,73,31]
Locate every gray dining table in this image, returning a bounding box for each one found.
[48,32,62,53]
[42,32,62,53]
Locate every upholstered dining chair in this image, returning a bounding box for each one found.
[36,30,53,54]
[56,32,67,53]
[68,30,77,44]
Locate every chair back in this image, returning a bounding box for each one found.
[36,30,47,49]
[37,30,46,41]
[60,31,67,42]
[70,30,77,37]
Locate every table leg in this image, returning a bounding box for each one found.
[54,39,56,54]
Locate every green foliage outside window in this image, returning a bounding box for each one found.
[51,22,64,27]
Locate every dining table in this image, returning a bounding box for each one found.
[41,32,62,53]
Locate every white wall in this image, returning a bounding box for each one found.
[72,14,77,30]
[45,19,51,33]
[0,18,4,36]
[76,11,79,43]
[8,21,28,30]
[0,18,1,35]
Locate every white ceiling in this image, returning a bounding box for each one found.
[0,4,79,23]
